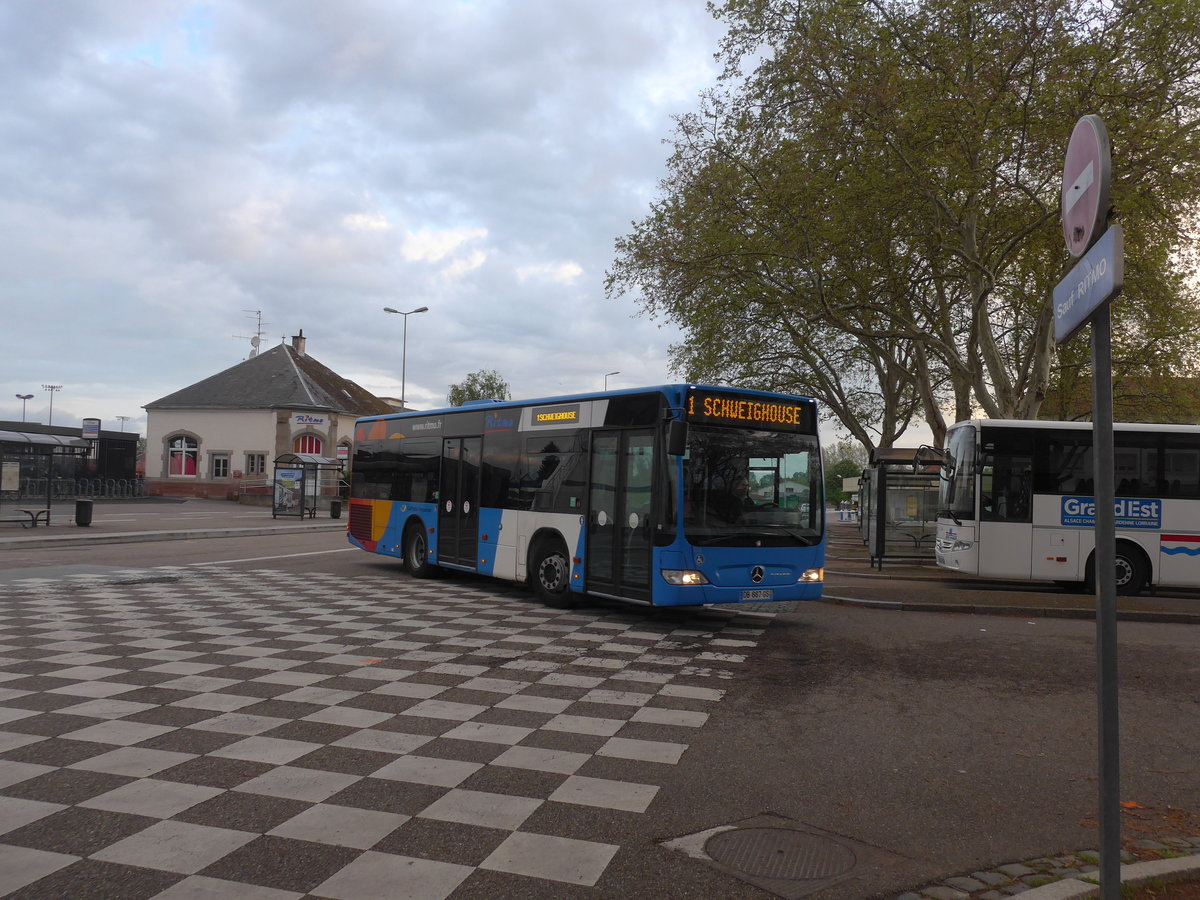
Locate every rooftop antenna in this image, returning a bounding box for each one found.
[232,309,270,358]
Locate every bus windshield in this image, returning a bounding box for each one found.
[940,424,977,521]
[682,425,822,547]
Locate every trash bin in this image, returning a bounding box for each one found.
[75,499,93,527]
[330,500,342,519]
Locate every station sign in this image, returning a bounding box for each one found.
[1053,224,1124,345]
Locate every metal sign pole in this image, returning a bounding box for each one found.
[1055,114,1122,900]
[1091,306,1120,900]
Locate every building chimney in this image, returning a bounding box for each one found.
[291,330,306,357]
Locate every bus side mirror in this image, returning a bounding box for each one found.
[667,420,688,456]
[917,444,950,476]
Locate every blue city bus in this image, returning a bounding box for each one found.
[347,384,825,607]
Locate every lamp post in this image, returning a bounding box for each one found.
[15,393,33,422]
[116,416,132,432]
[41,384,62,425]
[382,306,429,409]
[604,371,619,390]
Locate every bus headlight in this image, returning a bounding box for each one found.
[661,569,710,586]
[799,568,824,583]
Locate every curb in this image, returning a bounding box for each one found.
[820,594,1200,626]
[0,523,346,550]
[824,566,941,581]
[1017,855,1200,899]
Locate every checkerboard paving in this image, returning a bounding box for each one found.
[0,566,777,898]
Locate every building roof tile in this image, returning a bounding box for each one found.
[144,342,392,417]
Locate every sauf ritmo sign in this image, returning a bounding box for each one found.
[1052,115,1123,345]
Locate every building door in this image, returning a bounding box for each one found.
[586,429,654,601]
[438,437,481,568]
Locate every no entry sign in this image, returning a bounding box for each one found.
[1062,115,1112,258]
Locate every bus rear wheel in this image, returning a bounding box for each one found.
[531,541,573,608]
[404,524,435,578]
[1085,544,1147,596]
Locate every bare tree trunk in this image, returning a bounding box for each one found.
[1015,294,1056,419]
[913,341,947,447]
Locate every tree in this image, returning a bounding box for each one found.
[823,439,870,503]
[607,0,1200,448]
[447,370,512,407]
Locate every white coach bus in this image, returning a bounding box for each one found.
[934,419,1200,595]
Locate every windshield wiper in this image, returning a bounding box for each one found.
[692,529,814,547]
[761,525,814,543]
[938,507,962,527]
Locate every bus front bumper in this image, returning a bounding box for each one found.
[654,577,824,607]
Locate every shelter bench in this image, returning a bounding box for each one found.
[0,508,51,528]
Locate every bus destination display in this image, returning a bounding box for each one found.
[531,404,580,427]
[685,389,815,433]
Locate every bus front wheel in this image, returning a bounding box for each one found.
[531,541,573,607]
[1085,544,1147,596]
[404,524,435,578]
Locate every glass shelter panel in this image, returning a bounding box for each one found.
[271,454,344,518]
[878,472,940,557]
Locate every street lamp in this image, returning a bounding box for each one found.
[115,416,132,431]
[383,306,429,409]
[14,393,33,422]
[41,384,62,425]
[604,371,620,390]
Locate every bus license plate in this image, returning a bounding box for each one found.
[741,589,773,601]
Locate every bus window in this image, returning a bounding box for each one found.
[1164,439,1200,498]
[1033,432,1092,494]
[395,437,440,503]
[351,437,396,501]
[941,425,976,520]
[682,426,820,546]
[979,429,1032,522]
[526,434,587,512]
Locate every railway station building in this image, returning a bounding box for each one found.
[143,332,392,500]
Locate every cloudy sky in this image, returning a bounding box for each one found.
[1,1,728,434]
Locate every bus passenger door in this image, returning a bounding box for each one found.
[439,437,481,569]
[586,430,654,602]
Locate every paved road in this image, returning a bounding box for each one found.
[0,519,1197,898]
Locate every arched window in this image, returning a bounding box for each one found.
[168,435,198,476]
[294,434,322,455]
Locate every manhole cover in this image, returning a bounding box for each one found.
[705,828,857,880]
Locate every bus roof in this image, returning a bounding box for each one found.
[949,418,1200,434]
[355,384,818,423]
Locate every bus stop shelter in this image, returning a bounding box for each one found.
[860,447,942,568]
[0,430,90,526]
[272,453,344,519]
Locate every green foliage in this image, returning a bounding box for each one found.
[608,0,1200,448]
[447,370,512,407]
[823,439,870,502]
